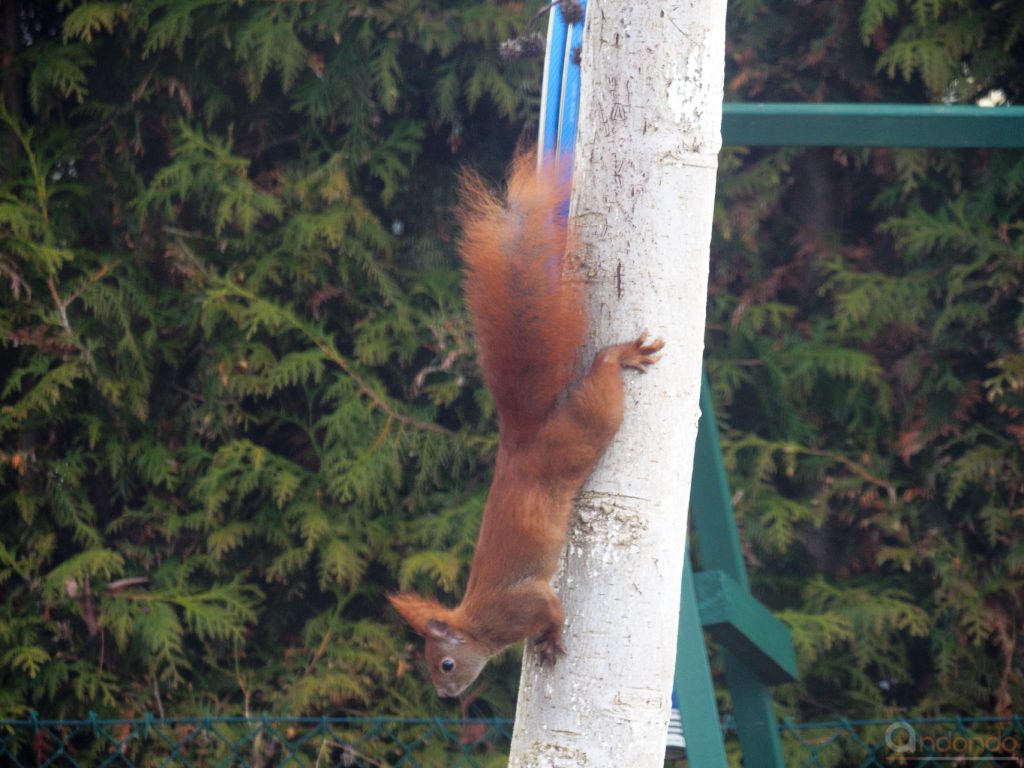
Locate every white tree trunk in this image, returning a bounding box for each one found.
[508,0,727,766]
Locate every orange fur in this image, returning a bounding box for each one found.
[388,151,664,698]
[456,154,585,445]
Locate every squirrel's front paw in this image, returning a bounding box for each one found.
[535,633,567,667]
[619,330,665,372]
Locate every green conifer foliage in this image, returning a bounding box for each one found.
[3,0,1022,729]
[712,0,1024,719]
[1,0,537,719]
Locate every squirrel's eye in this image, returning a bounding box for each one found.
[440,658,455,673]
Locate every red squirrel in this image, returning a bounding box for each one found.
[389,152,663,698]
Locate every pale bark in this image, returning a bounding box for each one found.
[508,0,727,765]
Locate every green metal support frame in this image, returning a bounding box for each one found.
[675,554,730,766]
[678,104,1024,768]
[679,375,797,768]
[722,103,1024,147]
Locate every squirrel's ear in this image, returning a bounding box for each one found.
[388,593,450,637]
[426,618,465,643]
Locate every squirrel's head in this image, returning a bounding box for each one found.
[388,593,490,698]
[421,617,490,698]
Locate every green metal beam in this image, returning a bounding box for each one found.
[675,556,729,767]
[690,374,750,589]
[722,103,1024,147]
[695,569,799,686]
[721,646,788,768]
[687,374,790,767]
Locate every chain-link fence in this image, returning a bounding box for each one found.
[2,714,1021,766]
[0,714,512,767]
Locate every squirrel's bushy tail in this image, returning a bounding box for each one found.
[457,152,587,443]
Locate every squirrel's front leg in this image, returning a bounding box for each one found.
[573,331,663,435]
[531,584,567,666]
[539,332,664,477]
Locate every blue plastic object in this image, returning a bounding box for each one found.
[538,1,586,162]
